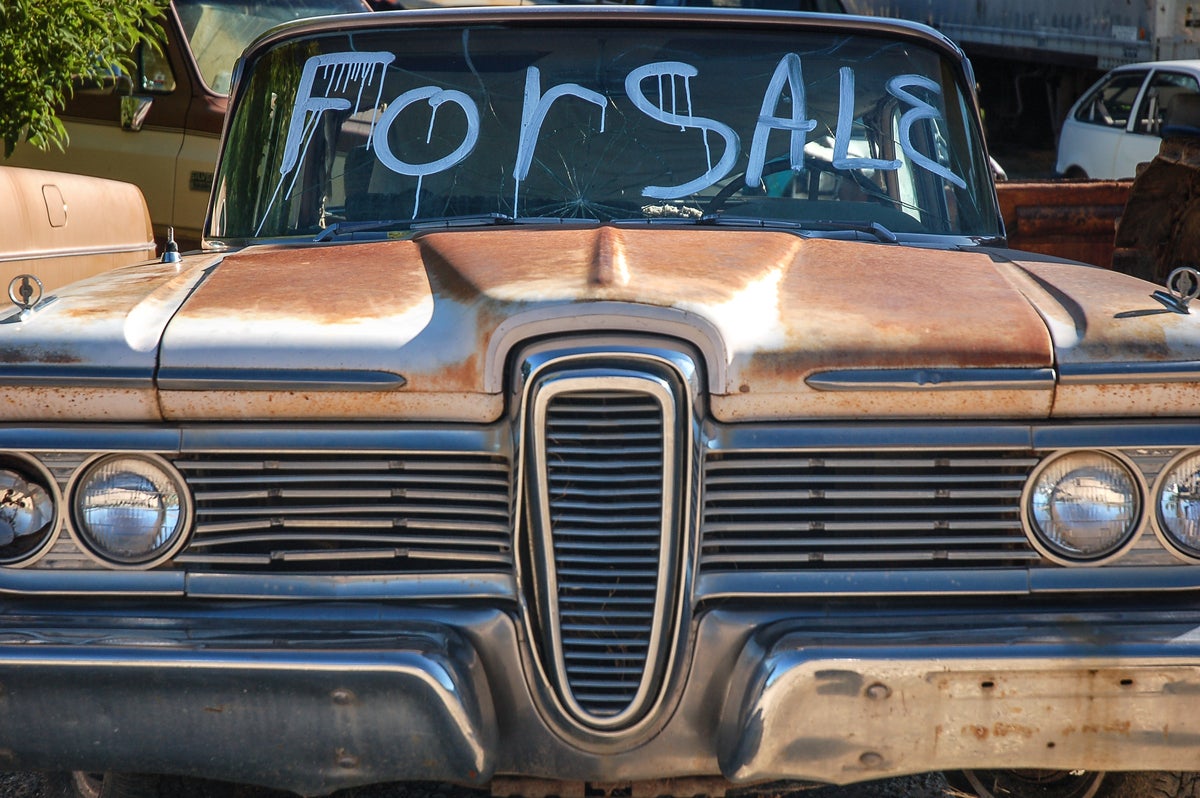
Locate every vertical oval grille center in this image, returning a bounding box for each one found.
[523,359,686,732]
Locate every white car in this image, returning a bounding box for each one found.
[1056,59,1200,178]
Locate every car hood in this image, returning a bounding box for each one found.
[2,227,1199,422]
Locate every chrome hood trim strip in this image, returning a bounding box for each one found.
[806,367,1056,391]
[157,367,407,392]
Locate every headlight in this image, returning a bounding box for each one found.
[0,455,59,565]
[70,454,189,567]
[1156,450,1200,558]
[1025,451,1142,564]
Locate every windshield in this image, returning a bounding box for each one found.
[209,17,1000,242]
[176,0,369,93]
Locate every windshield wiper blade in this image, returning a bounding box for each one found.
[409,214,604,230]
[314,218,415,241]
[697,214,899,244]
[314,213,517,241]
[315,213,601,240]
[408,212,517,230]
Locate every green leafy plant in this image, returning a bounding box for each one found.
[0,0,169,157]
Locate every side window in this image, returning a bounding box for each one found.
[1074,71,1147,128]
[137,41,177,94]
[1133,71,1200,136]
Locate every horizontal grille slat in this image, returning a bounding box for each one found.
[701,449,1041,571]
[193,504,509,519]
[562,611,656,622]
[566,668,647,678]
[175,452,512,574]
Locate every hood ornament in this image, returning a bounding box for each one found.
[1154,267,1200,314]
[7,274,43,316]
[160,227,182,264]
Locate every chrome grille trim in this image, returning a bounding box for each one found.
[174,452,513,572]
[534,380,672,728]
[522,351,691,733]
[701,449,1042,571]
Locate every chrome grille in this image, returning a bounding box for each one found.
[173,452,513,572]
[701,450,1041,570]
[546,390,665,720]
[522,351,689,732]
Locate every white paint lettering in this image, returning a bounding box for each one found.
[746,54,817,187]
[373,87,481,217]
[833,67,901,172]
[887,74,968,189]
[512,66,608,211]
[625,61,740,200]
[259,51,394,234]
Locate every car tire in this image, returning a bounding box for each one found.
[942,770,1200,798]
[43,771,162,798]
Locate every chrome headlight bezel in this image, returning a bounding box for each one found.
[0,452,62,567]
[1022,449,1145,566]
[1152,449,1200,561]
[68,453,192,569]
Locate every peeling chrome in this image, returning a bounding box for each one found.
[718,623,1200,784]
[805,367,1056,391]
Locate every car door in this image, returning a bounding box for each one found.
[4,41,188,239]
[1114,68,1200,175]
[1058,69,1148,178]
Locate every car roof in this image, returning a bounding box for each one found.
[1107,59,1200,74]
[242,5,966,63]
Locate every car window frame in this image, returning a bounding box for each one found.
[1073,68,1151,132]
[1130,68,1200,138]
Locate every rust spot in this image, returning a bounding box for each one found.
[1080,721,1132,735]
[180,242,432,325]
[991,723,1035,739]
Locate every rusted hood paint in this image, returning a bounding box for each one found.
[999,252,1200,418]
[0,252,217,421]
[6,228,1200,422]
[157,228,1056,421]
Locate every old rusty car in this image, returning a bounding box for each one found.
[5,6,1200,798]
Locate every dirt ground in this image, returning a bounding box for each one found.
[0,772,960,798]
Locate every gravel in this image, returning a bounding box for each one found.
[0,773,961,798]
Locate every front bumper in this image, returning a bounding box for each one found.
[4,601,1200,794]
[719,623,1200,784]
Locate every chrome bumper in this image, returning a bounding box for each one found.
[719,631,1200,784]
[0,606,503,796]
[4,603,1200,794]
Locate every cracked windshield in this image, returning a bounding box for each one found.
[209,22,999,243]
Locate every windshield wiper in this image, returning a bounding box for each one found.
[315,213,601,241]
[314,213,517,241]
[696,214,899,244]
